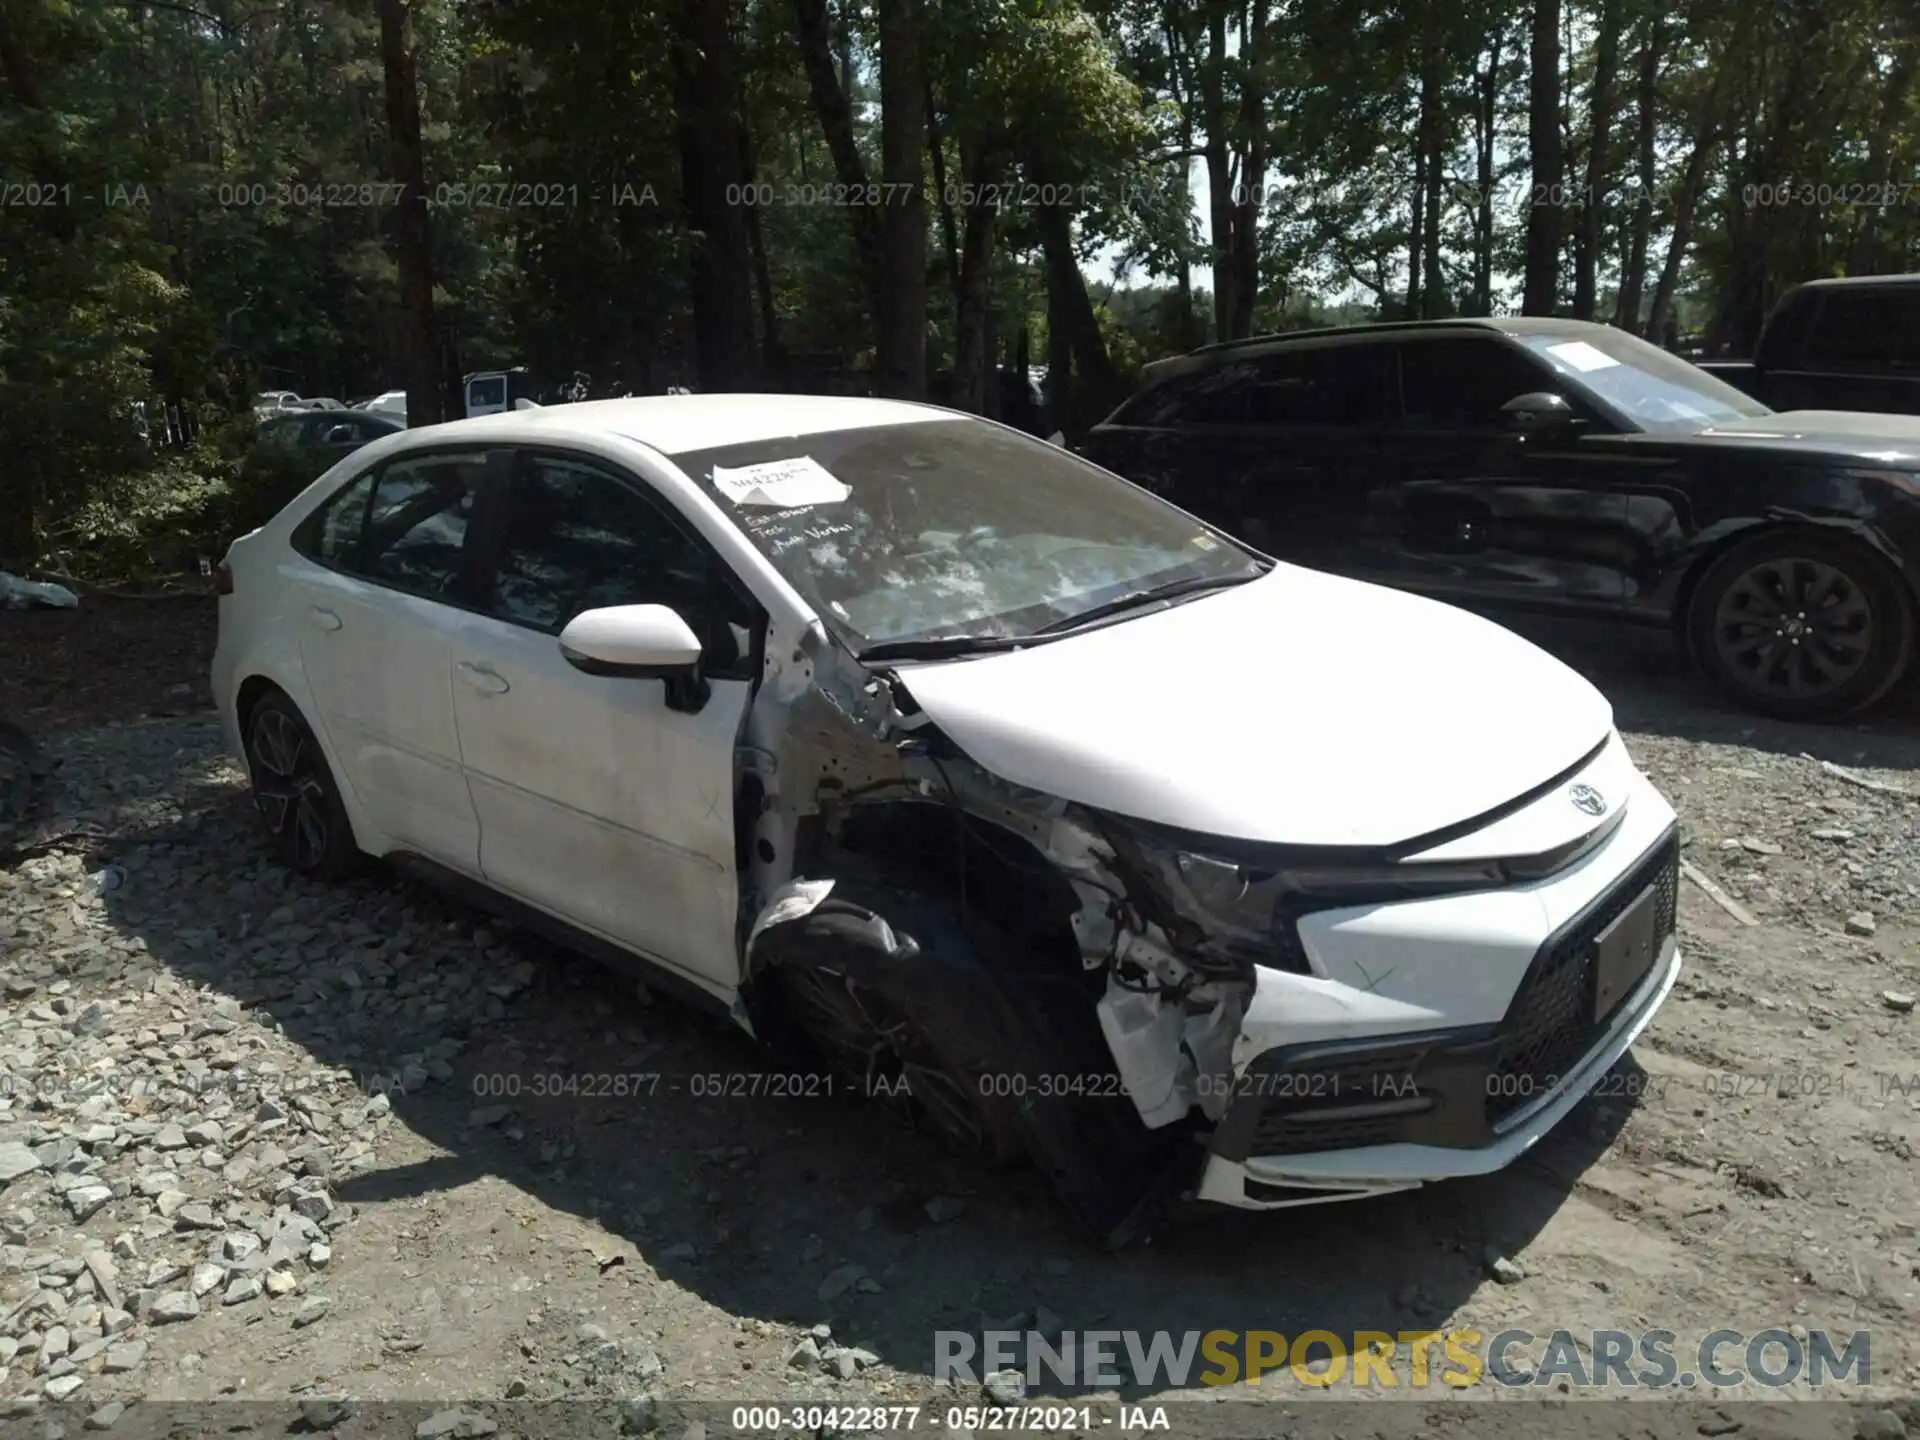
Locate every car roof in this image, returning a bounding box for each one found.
[1184,315,1614,358]
[1782,273,1920,292]
[396,393,956,457]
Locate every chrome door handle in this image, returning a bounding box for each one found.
[309,606,342,631]
[457,661,510,695]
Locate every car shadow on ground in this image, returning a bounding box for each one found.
[83,739,1634,1395]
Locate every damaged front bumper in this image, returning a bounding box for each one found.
[1196,927,1679,1207]
[1112,738,1685,1210]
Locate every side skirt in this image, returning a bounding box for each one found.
[380,851,738,1024]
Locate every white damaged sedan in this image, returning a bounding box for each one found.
[212,394,1680,1243]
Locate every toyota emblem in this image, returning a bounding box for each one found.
[1569,784,1607,817]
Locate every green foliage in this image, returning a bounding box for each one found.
[7,0,1920,575]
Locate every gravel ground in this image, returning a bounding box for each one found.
[0,607,1917,1439]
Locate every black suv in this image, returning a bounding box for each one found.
[1078,318,1920,721]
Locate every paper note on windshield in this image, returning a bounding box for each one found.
[712,456,851,508]
[1545,340,1620,373]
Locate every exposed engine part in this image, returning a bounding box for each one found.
[741,637,1257,1150]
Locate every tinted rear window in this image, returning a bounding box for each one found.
[1803,289,1920,373]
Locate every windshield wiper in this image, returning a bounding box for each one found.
[855,632,1033,663]
[854,568,1265,664]
[1029,570,1261,635]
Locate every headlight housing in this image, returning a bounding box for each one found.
[1106,821,1509,978]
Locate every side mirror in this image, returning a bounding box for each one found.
[1501,391,1580,435]
[558,604,709,712]
[322,426,354,445]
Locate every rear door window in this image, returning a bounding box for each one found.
[294,452,491,603]
[1243,344,1396,426]
[1113,362,1261,426]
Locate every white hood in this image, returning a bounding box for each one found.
[896,565,1614,848]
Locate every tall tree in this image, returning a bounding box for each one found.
[1197,0,1236,337]
[791,0,883,327]
[1573,0,1623,319]
[875,0,928,398]
[1468,22,1507,315]
[376,0,445,424]
[672,0,760,388]
[1226,0,1268,338]
[1522,0,1563,313]
[1613,11,1661,331]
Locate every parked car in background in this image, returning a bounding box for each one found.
[254,390,302,419]
[301,397,346,411]
[1079,318,1920,721]
[254,408,402,466]
[212,395,1681,1240]
[362,390,408,425]
[1697,274,1920,415]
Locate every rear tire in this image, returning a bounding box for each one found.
[1685,530,1915,721]
[242,691,361,880]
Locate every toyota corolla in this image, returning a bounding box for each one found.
[211,395,1682,1245]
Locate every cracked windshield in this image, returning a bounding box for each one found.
[673,419,1261,650]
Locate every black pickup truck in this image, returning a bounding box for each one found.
[1697,274,1920,413]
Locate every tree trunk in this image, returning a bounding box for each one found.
[1162,12,1203,346]
[741,125,782,378]
[672,0,759,389]
[1406,138,1427,317]
[1046,281,1071,438]
[1422,126,1444,313]
[1647,133,1715,342]
[1031,157,1121,435]
[926,80,960,295]
[1847,44,1916,273]
[952,143,1000,417]
[1573,0,1621,319]
[1472,28,1502,314]
[376,0,443,425]
[1418,46,1444,317]
[874,0,927,399]
[792,0,882,323]
[1199,0,1236,338]
[1522,0,1563,314]
[1614,15,1660,331]
[1227,0,1267,339]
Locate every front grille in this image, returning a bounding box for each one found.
[1485,832,1679,1124]
[1246,1046,1434,1155]
[1252,1106,1423,1155]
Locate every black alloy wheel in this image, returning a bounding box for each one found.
[243,693,359,879]
[776,959,1002,1161]
[1689,531,1914,721]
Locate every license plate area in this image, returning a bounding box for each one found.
[1591,882,1660,1023]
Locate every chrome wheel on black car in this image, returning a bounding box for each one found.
[1689,531,1915,721]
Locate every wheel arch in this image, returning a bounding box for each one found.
[741,798,1087,994]
[233,673,377,855]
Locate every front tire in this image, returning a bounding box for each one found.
[752,877,1195,1246]
[242,692,360,880]
[1686,530,1915,721]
